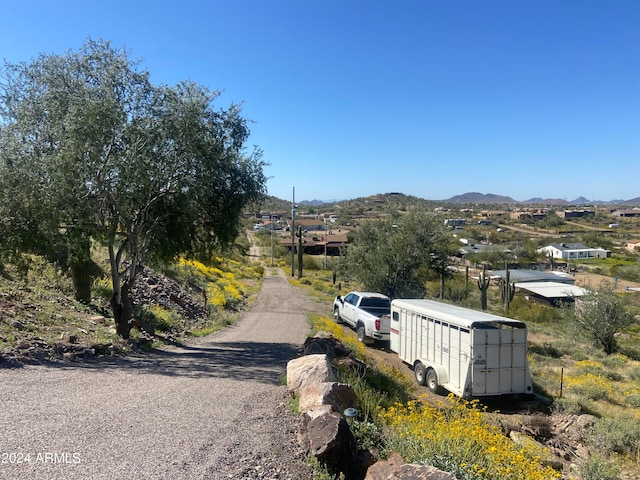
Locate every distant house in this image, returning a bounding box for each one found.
[538,243,611,260]
[510,210,547,221]
[626,240,640,253]
[280,233,348,256]
[444,218,466,227]
[287,218,326,231]
[556,209,595,219]
[612,209,640,218]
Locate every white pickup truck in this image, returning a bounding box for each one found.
[333,291,391,344]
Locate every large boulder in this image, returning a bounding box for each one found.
[286,354,336,395]
[303,410,357,478]
[297,405,334,452]
[365,452,458,480]
[303,334,351,357]
[298,381,357,414]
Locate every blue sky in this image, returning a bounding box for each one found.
[1,1,638,202]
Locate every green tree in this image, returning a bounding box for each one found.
[573,281,637,354]
[337,208,455,298]
[0,39,266,337]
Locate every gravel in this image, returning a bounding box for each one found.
[0,268,325,480]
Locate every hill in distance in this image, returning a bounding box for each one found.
[287,192,640,207]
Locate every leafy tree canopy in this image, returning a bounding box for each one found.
[0,38,266,336]
[336,208,457,298]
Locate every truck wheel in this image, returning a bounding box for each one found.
[356,325,367,343]
[414,362,427,386]
[426,368,440,394]
[333,308,341,324]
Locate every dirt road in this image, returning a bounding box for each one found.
[0,268,326,480]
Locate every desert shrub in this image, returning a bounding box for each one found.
[579,454,621,480]
[302,255,322,271]
[629,365,640,382]
[551,398,583,415]
[565,373,615,402]
[573,360,622,381]
[587,414,640,457]
[138,305,181,332]
[509,297,560,324]
[92,275,113,300]
[349,420,385,455]
[624,389,640,408]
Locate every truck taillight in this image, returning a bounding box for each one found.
[375,319,380,331]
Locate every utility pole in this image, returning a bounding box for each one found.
[291,187,296,277]
[270,212,274,266]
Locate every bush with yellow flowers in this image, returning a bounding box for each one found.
[379,395,561,480]
[176,257,261,311]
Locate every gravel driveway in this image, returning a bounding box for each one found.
[0,268,326,480]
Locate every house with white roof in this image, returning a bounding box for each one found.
[537,243,611,260]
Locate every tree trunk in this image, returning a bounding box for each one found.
[111,281,132,339]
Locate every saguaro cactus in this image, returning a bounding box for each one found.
[500,262,515,312]
[477,264,490,311]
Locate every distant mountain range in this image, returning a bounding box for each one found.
[297,192,640,206]
[443,192,640,206]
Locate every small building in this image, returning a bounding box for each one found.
[556,209,595,219]
[538,243,611,260]
[280,233,348,256]
[490,269,576,285]
[612,209,640,218]
[444,218,466,227]
[515,282,589,306]
[626,240,640,253]
[287,218,326,232]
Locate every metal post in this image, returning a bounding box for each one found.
[270,213,274,266]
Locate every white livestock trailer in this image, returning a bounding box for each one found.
[390,299,533,398]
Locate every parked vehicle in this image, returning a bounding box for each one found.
[333,291,391,344]
[390,299,533,398]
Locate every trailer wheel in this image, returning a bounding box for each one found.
[426,368,440,394]
[414,362,427,386]
[333,308,341,324]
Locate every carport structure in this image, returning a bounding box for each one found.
[514,281,589,306]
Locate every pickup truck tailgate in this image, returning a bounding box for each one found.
[379,314,391,333]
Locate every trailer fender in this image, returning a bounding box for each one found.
[424,363,449,386]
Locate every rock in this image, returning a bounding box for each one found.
[297,405,334,452]
[286,354,336,395]
[92,343,113,356]
[11,320,25,331]
[306,411,357,478]
[509,430,563,471]
[299,382,357,415]
[365,452,458,480]
[303,335,350,357]
[63,352,77,361]
[576,414,596,428]
[365,451,405,479]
